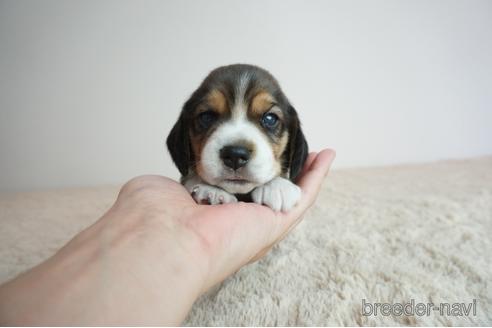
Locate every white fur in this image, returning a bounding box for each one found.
[183,174,237,205]
[251,176,301,212]
[234,72,252,110]
[193,71,288,207]
[199,109,278,194]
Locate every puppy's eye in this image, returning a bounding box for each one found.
[197,111,217,129]
[261,113,279,129]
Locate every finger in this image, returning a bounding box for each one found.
[272,149,336,239]
[297,149,336,204]
[247,244,272,264]
[296,152,318,182]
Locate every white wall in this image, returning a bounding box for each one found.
[1,0,491,191]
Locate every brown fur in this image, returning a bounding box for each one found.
[205,89,228,115]
[190,89,228,169]
[249,91,275,117]
[166,64,308,182]
[190,87,290,176]
[272,131,289,160]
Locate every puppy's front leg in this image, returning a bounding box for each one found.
[183,174,238,205]
[251,177,301,212]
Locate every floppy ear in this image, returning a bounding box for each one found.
[166,114,193,177]
[287,108,309,181]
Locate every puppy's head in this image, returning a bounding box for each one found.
[167,64,308,194]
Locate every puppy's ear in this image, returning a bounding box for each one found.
[166,114,193,177]
[286,107,309,181]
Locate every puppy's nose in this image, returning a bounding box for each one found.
[220,145,251,170]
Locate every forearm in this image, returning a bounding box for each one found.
[0,206,208,325]
[0,151,334,325]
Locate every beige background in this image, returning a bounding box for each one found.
[1,0,491,191]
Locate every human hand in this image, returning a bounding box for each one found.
[113,149,336,292]
[0,149,335,325]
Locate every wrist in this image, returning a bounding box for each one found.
[88,207,211,323]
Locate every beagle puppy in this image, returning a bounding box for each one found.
[167,64,308,211]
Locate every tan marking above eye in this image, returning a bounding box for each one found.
[205,89,228,115]
[250,91,277,117]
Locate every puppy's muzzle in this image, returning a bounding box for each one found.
[220,145,251,170]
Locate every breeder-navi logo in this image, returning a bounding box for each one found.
[362,299,477,317]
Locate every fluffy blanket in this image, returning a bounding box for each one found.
[1,157,491,326]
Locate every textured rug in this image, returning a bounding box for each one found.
[1,157,491,326]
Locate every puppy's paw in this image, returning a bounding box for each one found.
[189,184,238,205]
[251,177,301,212]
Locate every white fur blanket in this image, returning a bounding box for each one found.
[1,157,491,326]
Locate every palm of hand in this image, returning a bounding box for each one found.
[130,149,335,289]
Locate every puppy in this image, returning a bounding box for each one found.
[166,64,308,211]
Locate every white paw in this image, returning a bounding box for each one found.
[189,184,238,205]
[251,177,301,212]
